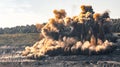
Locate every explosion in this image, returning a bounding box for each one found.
[22,5,116,59]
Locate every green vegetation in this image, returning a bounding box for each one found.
[0,25,38,34]
[0,33,39,46]
[0,19,119,47]
[111,19,120,32]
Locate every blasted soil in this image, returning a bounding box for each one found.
[0,39,120,67]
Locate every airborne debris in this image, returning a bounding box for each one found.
[22,5,116,59]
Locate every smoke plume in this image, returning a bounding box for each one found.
[22,5,116,59]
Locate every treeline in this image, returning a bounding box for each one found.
[111,18,120,32]
[0,25,38,34]
[0,19,120,34]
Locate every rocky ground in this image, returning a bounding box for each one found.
[0,33,120,67]
[0,42,120,67]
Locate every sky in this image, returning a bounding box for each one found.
[0,0,120,28]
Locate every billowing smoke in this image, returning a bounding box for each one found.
[22,5,116,59]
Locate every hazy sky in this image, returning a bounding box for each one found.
[0,0,120,28]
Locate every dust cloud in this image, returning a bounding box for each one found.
[22,5,116,59]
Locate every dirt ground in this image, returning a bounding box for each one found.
[0,33,120,67]
[0,42,119,67]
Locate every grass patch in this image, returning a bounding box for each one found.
[0,33,39,46]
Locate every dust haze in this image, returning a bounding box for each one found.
[22,5,116,59]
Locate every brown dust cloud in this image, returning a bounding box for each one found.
[22,5,116,59]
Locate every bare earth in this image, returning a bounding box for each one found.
[0,33,120,67]
[0,42,120,67]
